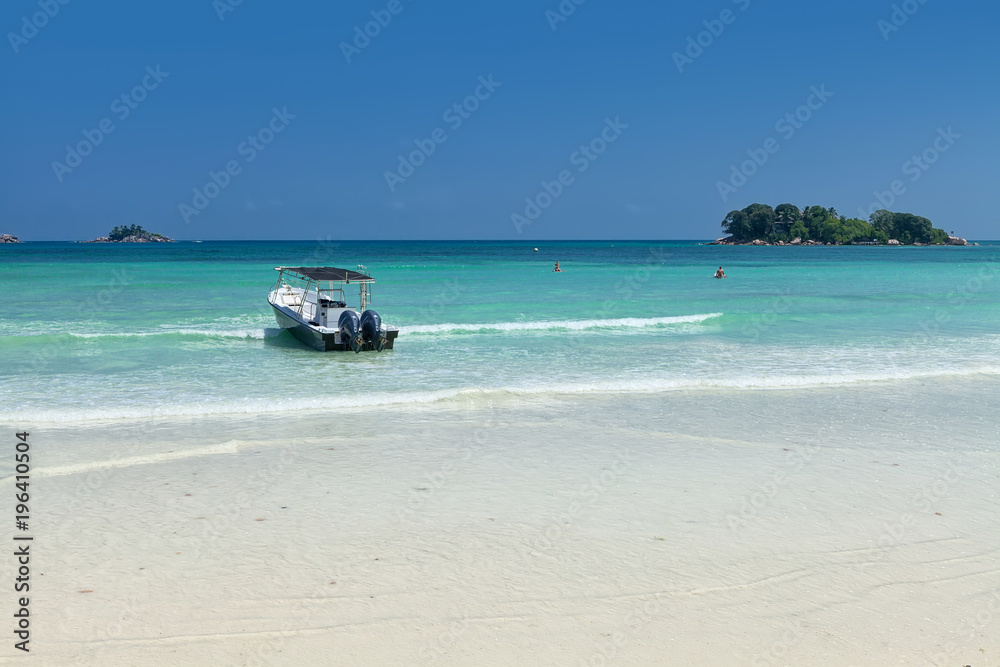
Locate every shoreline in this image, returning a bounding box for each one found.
[706,237,977,246]
[6,366,1000,425]
[27,379,1000,665]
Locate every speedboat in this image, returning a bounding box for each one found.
[267,266,399,352]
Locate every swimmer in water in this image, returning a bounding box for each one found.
[554,261,562,272]
[715,266,726,278]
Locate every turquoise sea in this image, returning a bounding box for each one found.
[5,240,1000,665]
[1,240,998,423]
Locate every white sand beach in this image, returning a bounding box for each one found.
[9,377,998,666]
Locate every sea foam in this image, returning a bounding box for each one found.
[7,364,999,424]
[402,313,723,335]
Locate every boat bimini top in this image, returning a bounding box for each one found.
[272,265,376,311]
[274,266,374,283]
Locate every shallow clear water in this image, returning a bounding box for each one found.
[1,240,998,422]
[8,242,1000,666]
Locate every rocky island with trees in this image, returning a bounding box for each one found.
[712,203,970,246]
[89,225,174,243]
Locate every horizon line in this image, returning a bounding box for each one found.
[4,238,999,244]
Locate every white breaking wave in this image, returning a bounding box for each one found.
[6,364,1000,424]
[67,328,273,340]
[403,313,723,335]
[13,314,721,341]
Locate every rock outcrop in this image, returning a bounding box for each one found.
[706,235,971,247]
[0,234,19,243]
[88,233,173,243]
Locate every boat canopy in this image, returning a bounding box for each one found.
[274,266,374,283]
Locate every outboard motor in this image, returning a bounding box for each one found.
[338,310,362,353]
[359,310,385,352]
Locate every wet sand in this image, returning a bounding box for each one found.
[9,379,1000,665]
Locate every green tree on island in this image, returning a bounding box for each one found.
[107,224,164,241]
[774,203,801,233]
[721,203,950,245]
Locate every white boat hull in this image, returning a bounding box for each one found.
[270,303,398,352]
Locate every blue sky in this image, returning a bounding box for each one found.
[1,0,997,240]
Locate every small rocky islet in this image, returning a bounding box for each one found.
[86,225,174,243]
